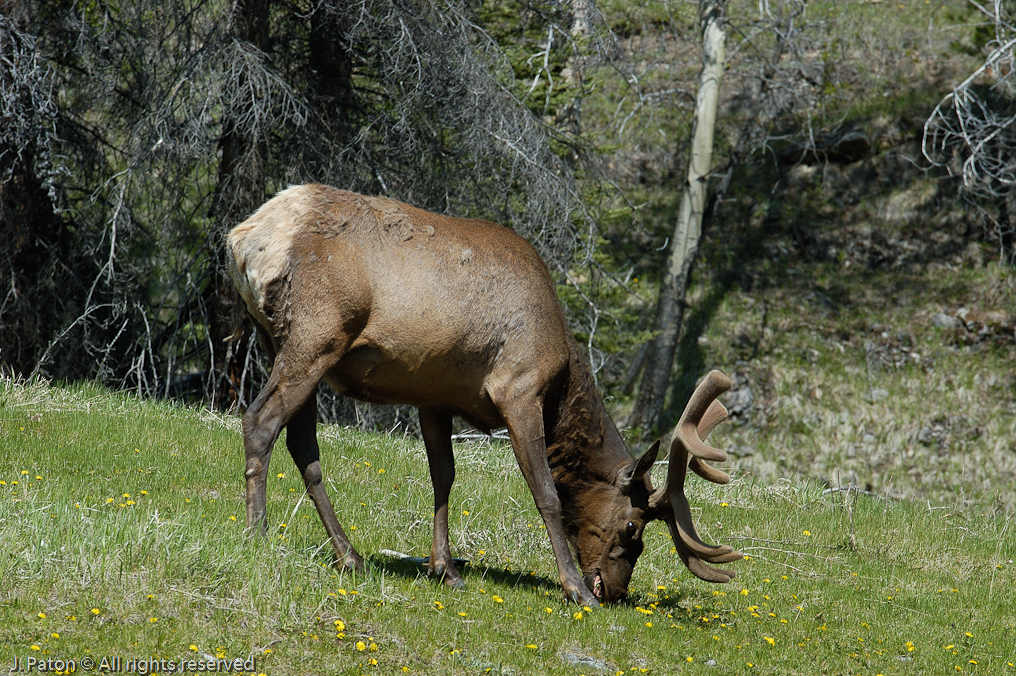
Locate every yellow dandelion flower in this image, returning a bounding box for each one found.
[50,633,59,639]
[573,611,583,620]
[525,644,537,649]
[30,645,40,651]
[37,612,46,619]
[21,470,29,475]
[458,612,467,617]
[334,620,345,631]
[802,530,811,536]
[686,656,693,663]
[356,641,366,651]
[370,658,378,666]
[149,617,158,623]
[493,595,503,603]
[764,636,775,646]
[277,473,285,478]
[190,645,198,652]
[91,608,100,615]
[229,515,237,521]
[544,607,553,614]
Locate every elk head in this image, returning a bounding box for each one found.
[573,370,742,603]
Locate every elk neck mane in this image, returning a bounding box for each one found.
[544,336,633,540]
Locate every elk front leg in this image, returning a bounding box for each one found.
[418,407,463,587]
[287,395,364,571]
[503,406,599,607]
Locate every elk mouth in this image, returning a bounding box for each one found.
[583,570,603,601]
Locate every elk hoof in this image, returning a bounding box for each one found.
[342,551,366,571]
[429,561,465,588]
[442,574,466,589]
[566,585,600,608]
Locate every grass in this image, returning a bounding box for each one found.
[1,379,1014,675]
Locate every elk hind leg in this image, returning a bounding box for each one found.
[287,394,364,571]
[243,366,289,535]
[419,407,463,588]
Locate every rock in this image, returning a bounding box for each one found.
[560,651,609,671]
[727,444,755,458]
[705,659,718,666]
[725,371,754,424]
[932,312,960,329]
[863,388,889,403]
[917,426,936,445]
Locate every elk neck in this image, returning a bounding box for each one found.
[544,336,633,539]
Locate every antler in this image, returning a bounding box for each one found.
[650,370,743,583]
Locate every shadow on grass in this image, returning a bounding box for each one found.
[364,551,564,596]
[361,550,725,612]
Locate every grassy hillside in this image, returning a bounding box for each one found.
[1,380,1013,675]
[578,0,1016,512]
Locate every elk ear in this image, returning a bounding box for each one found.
[617,440,660,493]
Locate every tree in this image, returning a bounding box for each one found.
[0,1,68,376]
[628,0,727,435]
[0,0,594,424]
[924,0,1016,253]
[619,0,844,433]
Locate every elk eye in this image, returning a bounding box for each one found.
[625,521,637,538]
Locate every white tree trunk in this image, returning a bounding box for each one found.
[630,1,726,434]
[670,7,725,289]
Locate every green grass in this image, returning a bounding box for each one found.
[1,379,1014,675]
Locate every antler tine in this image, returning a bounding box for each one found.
[651,370,742,583]
[673,371,731,464]
[689,399,731,485]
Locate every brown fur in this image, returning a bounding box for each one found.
[227,184,738,606]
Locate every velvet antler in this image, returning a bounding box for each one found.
[650,370,742,583]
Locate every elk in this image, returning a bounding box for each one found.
[227,184,741,606]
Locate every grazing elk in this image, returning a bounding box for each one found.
[227,184,741,606]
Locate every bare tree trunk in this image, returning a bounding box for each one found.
[629,0,725,435]
[0,0,70,377]
[208,0,270,410]
[571,0,593,37]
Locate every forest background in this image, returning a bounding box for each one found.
[2,0,1015,509]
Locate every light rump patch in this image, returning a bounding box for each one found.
[227,186,311,328]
